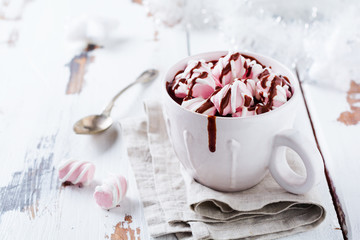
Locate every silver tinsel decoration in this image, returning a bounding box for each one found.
[142,0,360,91]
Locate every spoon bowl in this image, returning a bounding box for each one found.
[74,69,158,134]
[74,114,113,134]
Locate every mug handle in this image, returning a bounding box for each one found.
[269,129,323,194]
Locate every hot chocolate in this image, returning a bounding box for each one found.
[166,52,293,117]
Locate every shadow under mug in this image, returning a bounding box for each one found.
[163,51,323,194]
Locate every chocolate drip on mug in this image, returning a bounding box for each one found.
[207,116,216,152]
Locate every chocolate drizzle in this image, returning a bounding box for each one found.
[175,70,184,76]
[196,99,214,114]
[230,53,240,61]
[190,62,201,75]
[166,53,293,118]
[255,75,284,114]
[219,87,232,115]
[209,60,218,69]
[166,64,205,104]
[219,53,240,83]
[197,72,208,79]
[187,71,209,98]
[283,75,290,83]
[241,54,266,68]
[220,64,231,83]
[244,95,252,107]
[173,78,186,91]
[261,75,270,89]
[207,116,216,152]
[258,69,270,80]
[166,81,183,105]
[166,70,186,104]
[245,66,253,78]
[195,88,221,114]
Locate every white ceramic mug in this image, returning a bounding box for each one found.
[163,51,323,194]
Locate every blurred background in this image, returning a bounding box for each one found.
[139,0,360,91]
[2,0,360,92]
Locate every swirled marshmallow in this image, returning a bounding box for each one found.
[256,74,292,109]
[93,174,127,209]
[211,79,254,116]
[172,60,218,99]
[241,56,266,80]
[58,159,95,185]
[166,52,293,117]
[181,97,217,115]
[212,52,243,86]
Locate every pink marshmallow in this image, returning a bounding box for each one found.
[94,174,127,209]
[58,159,95,185]
[255,74,292,106]
[211,84,232,116]
[172,60,218,99]
[212,52,244,86]
[181,97,217,115]
[241,57,266,80]
[211,80,254,116]
[272,85,289,108]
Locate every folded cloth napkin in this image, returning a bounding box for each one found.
[120,101,326,240]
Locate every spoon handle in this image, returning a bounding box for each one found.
[101,69,158,117]
[102,81,138,116]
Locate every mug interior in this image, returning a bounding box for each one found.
[163,51,299,120]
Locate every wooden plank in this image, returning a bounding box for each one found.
[302,82,360,239]
[187,29,343,240]
[0,0,187,239]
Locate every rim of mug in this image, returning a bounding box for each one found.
[163,51,299,121]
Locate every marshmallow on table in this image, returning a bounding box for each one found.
[94,174,127,209]
[58,159,95,186]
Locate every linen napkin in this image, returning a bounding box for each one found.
[120,101,326,240]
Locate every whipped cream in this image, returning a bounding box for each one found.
[167,52,293,117]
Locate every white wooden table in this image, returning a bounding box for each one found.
[0,0,356,239]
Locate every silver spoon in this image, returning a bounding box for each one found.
[73,69,159,134]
